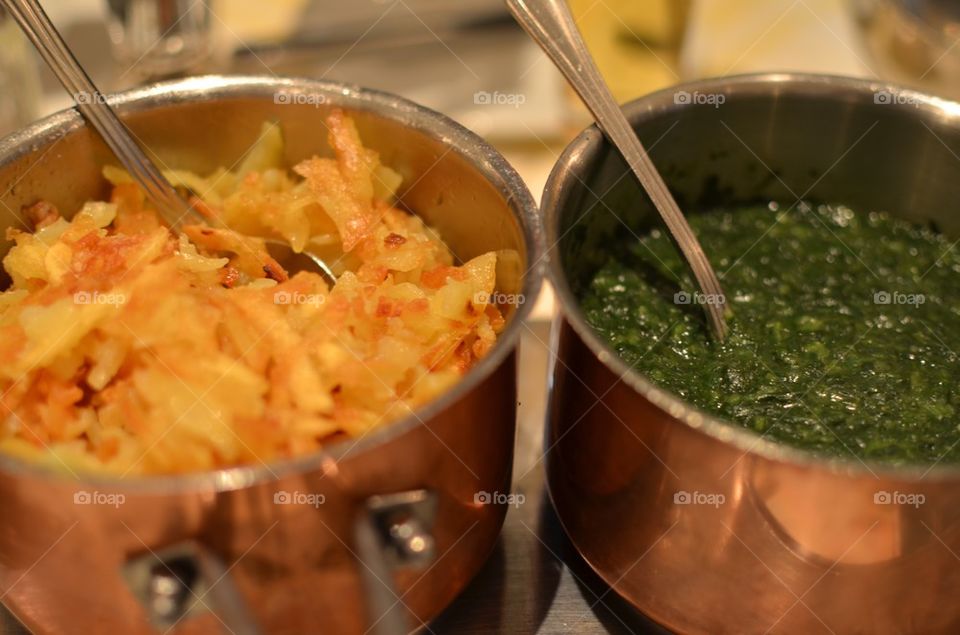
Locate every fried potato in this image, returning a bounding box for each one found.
[0,111,506,475]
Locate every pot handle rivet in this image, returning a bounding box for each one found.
[122,541,261,635]
[355,489,438,635]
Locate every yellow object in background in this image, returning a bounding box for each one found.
[211,0,308,44]
[568,0,691,103]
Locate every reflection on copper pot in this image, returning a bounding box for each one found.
[0,75,543,635]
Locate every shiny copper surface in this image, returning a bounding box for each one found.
[543,74,960,634]
[0,76,543,634]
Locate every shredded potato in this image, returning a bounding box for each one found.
[0,111,505,475]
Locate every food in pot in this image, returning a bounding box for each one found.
[581,202,960,464]
[0,111,505,475]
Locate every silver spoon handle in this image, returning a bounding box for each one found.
[505,0,728,339]
[1,0,200,231]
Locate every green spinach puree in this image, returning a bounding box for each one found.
[581,202,960,464]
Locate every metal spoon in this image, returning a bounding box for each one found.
[1,0,336,285]
[505,0,729,339]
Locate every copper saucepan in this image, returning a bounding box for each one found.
[543,73,960,634]
[0,75,543,634]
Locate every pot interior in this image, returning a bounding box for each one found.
[555,75,960,297]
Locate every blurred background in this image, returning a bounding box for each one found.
[3,1,960,158]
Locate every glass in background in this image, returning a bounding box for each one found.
[105,0,212,79]
[861,0,960,100]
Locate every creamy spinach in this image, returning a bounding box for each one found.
[580,203,960,464]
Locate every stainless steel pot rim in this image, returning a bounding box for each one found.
[0,74,544,492]
[543,71,960,482]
